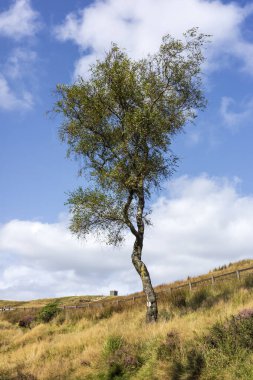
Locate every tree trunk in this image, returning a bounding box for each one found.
[123,184,158,322]
[132,239,158,323]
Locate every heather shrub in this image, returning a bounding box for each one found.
[18,316,35,329]
[168,289,187,309]
[243,274,253,289]
[188,288,212,310]
[0,367,37,380]
[163,309,253,380]
[170,348,205,380]
[206,308,253,353]
[1,309,38,325]
[157,330,180,360]
[158,308,174,321]
[100,335,142,379]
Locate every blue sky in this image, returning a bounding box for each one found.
[0,0,253,300]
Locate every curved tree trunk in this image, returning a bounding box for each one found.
[123,184,158,322]
[132,239,158,323]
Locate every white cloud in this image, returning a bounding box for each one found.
[4,48,37,79]
[0,0,41,40]
[1,175,253,300]
[0,74,33,110]
[54,0,253,78]
[0,0,41,111]
[220,96,253,131]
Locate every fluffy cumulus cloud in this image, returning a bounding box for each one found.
[0,1,41,111]
[0,74,33,110]
[54,0,253,78]
[0,0,41,40]
[1,175,253,300]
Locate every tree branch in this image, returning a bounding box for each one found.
[123,190,139,238]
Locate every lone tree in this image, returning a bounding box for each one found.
[54,29,207,323]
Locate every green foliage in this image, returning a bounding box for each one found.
[66,187,127,246]
[54,29,208,246]
[37,302,60,323]
[103,335,125,357]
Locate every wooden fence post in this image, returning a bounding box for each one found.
[236,270,241,280]
[189,282,192,291]
[211,276,215,285]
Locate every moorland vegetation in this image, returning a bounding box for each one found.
[1,260,253,379]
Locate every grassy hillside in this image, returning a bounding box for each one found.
[1,261,253,379]
[0,295,105,309]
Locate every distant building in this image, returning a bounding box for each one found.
[110,290,118,296]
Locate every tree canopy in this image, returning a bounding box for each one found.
[54,28,208,322]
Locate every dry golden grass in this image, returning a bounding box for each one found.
[0,295,105,309]
[1,263,253,379]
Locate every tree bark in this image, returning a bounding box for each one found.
[124,183,158,323]
[132,238,158,323]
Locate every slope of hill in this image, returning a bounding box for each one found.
[0,295,105,309]
[1,260,253,379]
